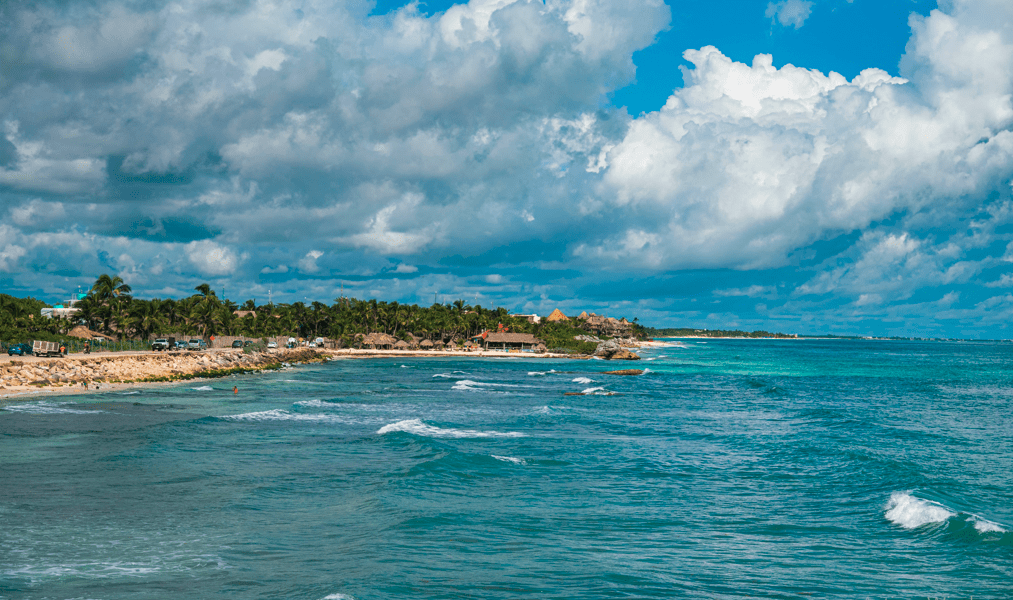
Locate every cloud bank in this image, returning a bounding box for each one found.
[3,0,1013,336]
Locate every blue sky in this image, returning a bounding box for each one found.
[6,0,1013,338]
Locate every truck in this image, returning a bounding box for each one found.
[32,340,64,357]
[152,337,176,351]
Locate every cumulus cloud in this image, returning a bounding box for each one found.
[186,240,243,276]
[5,0,1013,336]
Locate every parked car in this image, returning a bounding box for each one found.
[174,340,188,350]
[152,337,175,351]
[7,343,32,356]
[187,339,207,350]
[267,341,278,349]
[231,340,244,348]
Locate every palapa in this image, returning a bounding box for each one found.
[545,308,569,322]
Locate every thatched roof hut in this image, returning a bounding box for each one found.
[546,308,569,322]
[67,325,114,340]
[420,339,434,349]
[393,340,409,350]
[534,343,547,353]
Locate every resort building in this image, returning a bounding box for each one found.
[482,332,543,351]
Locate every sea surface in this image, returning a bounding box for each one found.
[1,339,1011,599]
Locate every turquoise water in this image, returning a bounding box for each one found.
[1,339,1011,599]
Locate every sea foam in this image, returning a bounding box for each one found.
[885,492,954,528]
[223,409,353,424]
[452,379,525,392]
[492,455,526,465]
[191,385,214,391]
[572,377,594,384]
[2,401,100,415]
[377,418,524,438]
[969,515,1008,533]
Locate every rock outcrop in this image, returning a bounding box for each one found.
[594,339,641,360]
[0,348,325,390]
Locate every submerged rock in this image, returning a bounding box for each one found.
[602,369,644,376]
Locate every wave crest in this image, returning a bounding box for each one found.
[376,418,524,438]
[885,492,954,529]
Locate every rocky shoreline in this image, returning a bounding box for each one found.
[0,348,327,393]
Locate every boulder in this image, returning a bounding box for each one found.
[595,339,641,360]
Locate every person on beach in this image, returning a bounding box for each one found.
[84,341,90,354]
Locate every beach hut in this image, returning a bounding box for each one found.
[393,340,409,350]
[483,333,542,352]
[534,343,547,353]
[420,339,434,350]
[433,341,445,350]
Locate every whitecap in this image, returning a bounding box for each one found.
[969,515,1008,533]
[581,387,614,396]
[400,365,408,368]
[527,370,557,376]
[572,377,594,384]
[452,379,526,392]
[191,385,214,391]
[376,418,524,438]
[885,492,954,529]
[321,594,354,600]
[492,455,526,465]
[120,391,141,395]
[223,409,353,424]
[2,401,100,415]
[432,371,469,379]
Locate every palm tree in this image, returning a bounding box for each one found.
[89,274,132,334]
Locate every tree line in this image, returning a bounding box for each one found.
[2,275,624,353]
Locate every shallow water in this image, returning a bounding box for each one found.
[1,339,1011,598]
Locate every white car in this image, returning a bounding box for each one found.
[267,341,278,348]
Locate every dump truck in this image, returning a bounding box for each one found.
[32,340,64,357]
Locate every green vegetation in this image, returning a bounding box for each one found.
[1,274,644,350]
[533,322,599,354]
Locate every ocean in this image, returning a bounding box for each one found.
[1,339,1011,599]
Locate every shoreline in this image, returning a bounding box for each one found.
[0,347,598,402]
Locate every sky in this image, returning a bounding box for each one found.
[7,0,1013,338]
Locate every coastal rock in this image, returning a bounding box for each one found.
[603,369,644,376]
[595,339,641,360]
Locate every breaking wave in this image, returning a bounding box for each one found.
[191,386,214,391]
[432,371,469,379]
[527,370,557,376]
[885,492,1008,534]
[885,492,954,528]
[581,387,615,396]
[492,455,526,465]
[572,377,594,384]
[452,379,526,392]
[2,401,100,415]
[222,409,354,424]
[376,418,525,438]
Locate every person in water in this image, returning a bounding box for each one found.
[233,386,238,394]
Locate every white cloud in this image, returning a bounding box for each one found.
[298,250,324,273]
[186,240,242,276]
[765,0,814,29]
[596,2,1013,270]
